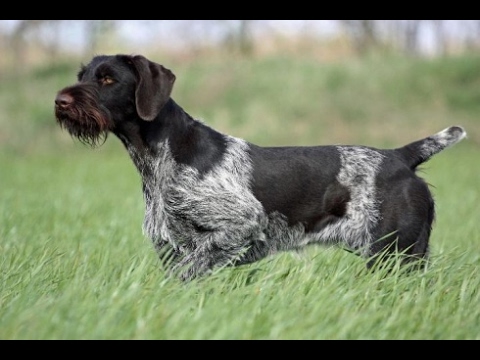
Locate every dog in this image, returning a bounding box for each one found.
[54,54,467,281]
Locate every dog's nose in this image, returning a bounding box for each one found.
[55,93,74,109]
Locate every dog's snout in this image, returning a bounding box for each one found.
[55,92,74,109]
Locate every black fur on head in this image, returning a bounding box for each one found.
[54,54,176,147]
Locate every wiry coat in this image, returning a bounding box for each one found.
[55,54,467,280]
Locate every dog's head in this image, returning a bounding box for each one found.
[54,54,176,146]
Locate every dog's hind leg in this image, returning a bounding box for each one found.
[366,176,434,269]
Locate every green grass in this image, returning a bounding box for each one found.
[1,146,479,339]
[1,53,480,339]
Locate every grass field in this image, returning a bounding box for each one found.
[1,53,479,339]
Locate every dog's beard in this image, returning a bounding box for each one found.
[56,111,109,147]
[55,85,112,147]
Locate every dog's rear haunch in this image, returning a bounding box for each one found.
[54,54,467,281]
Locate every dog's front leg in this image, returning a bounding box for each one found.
[153,239,183,270]
[171,230,257,281]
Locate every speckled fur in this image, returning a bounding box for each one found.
[54,54,467,281]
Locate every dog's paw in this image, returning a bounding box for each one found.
[170,256,205,282]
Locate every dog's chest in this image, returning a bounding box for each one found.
[132,139,266,251]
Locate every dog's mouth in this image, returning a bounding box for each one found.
[55,85,112,147]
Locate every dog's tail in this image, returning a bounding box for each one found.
[396,126,467,169]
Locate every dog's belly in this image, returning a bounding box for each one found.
[260,198,372,253]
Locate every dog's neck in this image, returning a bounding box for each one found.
[115,98,228,178]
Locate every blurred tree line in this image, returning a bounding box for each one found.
[2,20,480,73]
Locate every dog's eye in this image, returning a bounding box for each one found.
[100,76,115,85]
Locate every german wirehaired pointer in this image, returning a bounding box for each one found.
[54,54,467,281]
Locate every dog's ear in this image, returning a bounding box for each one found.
[127,55,176,121]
